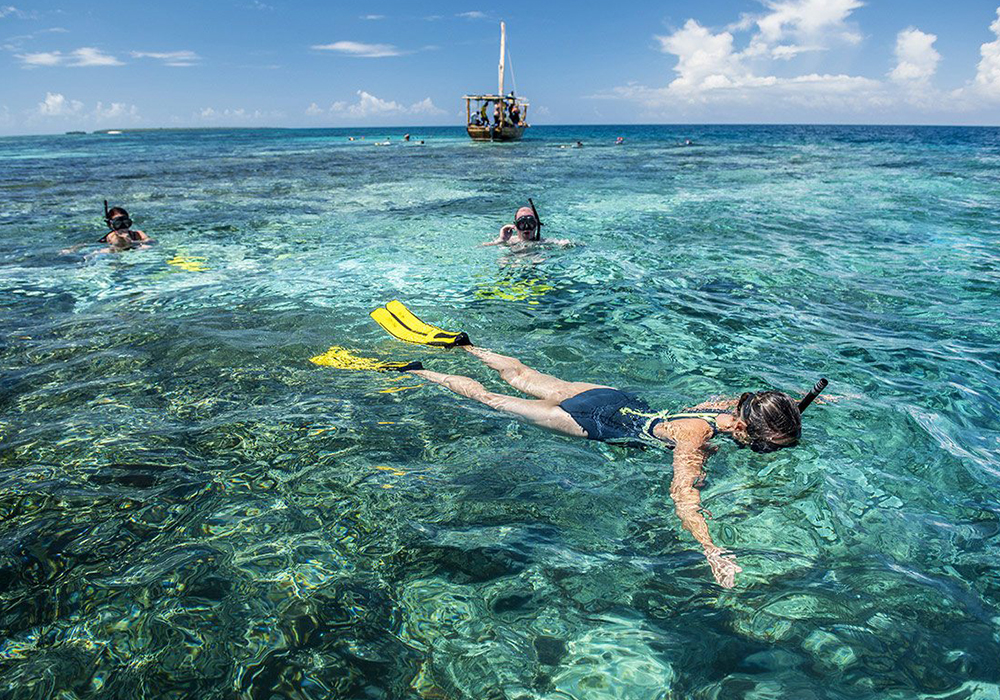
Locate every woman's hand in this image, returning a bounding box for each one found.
[704,547,742,588]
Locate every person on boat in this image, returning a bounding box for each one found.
[493,102,503,126]
[509,102,521,126]
[479,102,489,124]
[358,302,829,588]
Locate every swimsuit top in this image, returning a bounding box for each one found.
[558,387,724,448]
[620,408,723,449]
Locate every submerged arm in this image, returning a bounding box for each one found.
[669,439,741,587]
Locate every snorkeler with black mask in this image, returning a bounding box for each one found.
[483,199,571,247]
[328,302,830,587]
[99,200,153,249]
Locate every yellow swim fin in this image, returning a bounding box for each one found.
[370,300,471,348]
[310,346,422,372]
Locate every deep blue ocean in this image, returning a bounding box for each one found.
[1,124,999,699]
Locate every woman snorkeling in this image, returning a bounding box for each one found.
[483,200,571,248]
[99,201,152,250]
[317,301,828,588]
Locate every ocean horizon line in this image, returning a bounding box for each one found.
[2,122,1000,139]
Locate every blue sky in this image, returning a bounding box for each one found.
[2,1,1000,135]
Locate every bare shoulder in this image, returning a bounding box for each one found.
[660,417,714,446]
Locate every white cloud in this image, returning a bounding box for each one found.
[332,91,403,117]
[70,47,123,66]
[131,50,200,67]
[603,1,915,116]
[21,92,140,128]
[196,107,284,123]
[890,28,939,84]
[770,44,822,60]
[0,105,13,127]
[93,101,139,122]
[752,0,863,45]
[409,97,446,115]
[655,20,754,95]
[17,51,62,66]
[311,41,401,58]
[16,47,123,67]
[361,14,384,20]
[307,91,445,120]
[1,5,24,18]
[457,11,486,19]
[974,8,1000,98]
[37,92,83,116]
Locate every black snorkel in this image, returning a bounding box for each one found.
[98,200,112,242]
[798,378,828,413]
[528,197,542,242]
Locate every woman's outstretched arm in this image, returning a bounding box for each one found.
[669,440,742,588]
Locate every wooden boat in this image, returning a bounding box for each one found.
[463,22,528,142]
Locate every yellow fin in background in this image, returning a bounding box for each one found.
[309,346,420,373]
[167,256,208,272]
[370,300,471,347]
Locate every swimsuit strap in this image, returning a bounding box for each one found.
[620,407,726,442]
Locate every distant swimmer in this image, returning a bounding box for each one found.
[575,141,583,147]
[327,301,830,588]
[404,133,411,141]
[99,202,152,249]
[483,200,571,248]
[615,136,624,145]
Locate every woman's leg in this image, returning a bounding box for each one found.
[461,346,609,402]
[410,368,587,438]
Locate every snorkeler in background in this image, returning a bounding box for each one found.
[483,200,571,248]
[320,301,829,588]
[60,201,153,256]
[99,202,152,250]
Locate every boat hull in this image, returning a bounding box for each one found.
[467,124,527,142]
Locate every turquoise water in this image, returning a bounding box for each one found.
[1,124,999,699]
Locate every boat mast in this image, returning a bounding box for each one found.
[498,22,506,99]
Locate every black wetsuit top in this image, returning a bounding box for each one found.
[558,388,722,448]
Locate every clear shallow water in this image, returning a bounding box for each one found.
[1,124,999,699]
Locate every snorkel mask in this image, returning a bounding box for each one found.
[99,200,133,242]
[104,201,133,231]
[736,378,828,453]
[514,214,538,234]
[512,199,543,241]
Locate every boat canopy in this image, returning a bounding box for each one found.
[463,94,529,105]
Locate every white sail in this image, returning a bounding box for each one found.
[498,22,506,98]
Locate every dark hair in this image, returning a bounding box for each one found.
[107,207,129,219]
[736,391,802,453]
